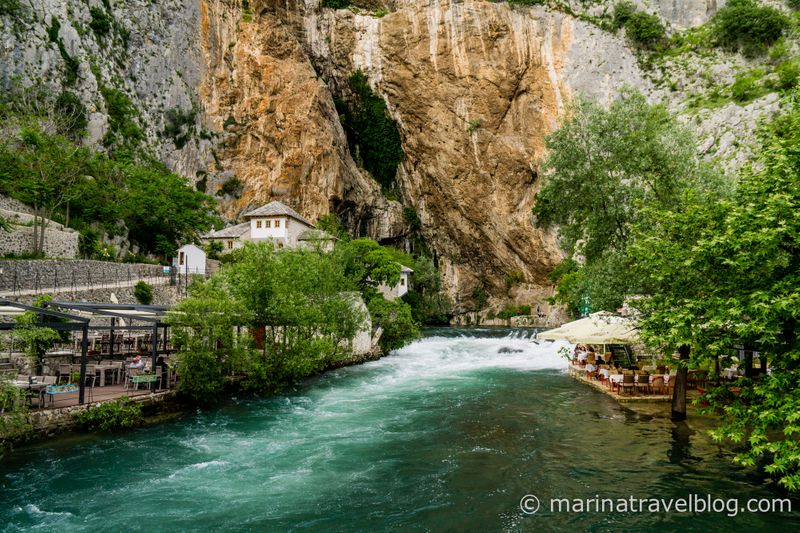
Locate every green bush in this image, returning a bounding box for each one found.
[163,107,197,149]
[47,17,80,85]
[403,207,421,230]
[730,71,761,102]
[624,11,665,48]
[712,0,790,56]
[612,1,636,30]
[321,0,350,8]
[367,295,419,352]
[100,87,143,147]
[217,176,243,198]
[504,271,524,288]
[133,280,153,305]
[775,60,800,90]
[89,7,112,37]
[789,0,800,10]
[0,0,21,17]
[72,398,143,432]
[55,91,87,134]
[496,304,532,320]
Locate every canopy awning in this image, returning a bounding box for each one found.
[538,311,639,345]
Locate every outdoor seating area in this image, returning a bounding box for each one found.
[566,343,672,400]
[1,300,178,410]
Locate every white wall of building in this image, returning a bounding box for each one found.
[250,216,289,242]
[175,244,207,275]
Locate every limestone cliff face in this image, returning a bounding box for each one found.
[198,0,404,240]
[268,0,649,308]
[0,0,782,314]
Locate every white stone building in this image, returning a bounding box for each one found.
[201,201,335,252]
[378,265,413,300]
[173,243,208,276]
[199,200,408,296]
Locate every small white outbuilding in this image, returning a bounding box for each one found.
[173,243,207,276]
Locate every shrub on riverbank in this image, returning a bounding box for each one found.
[72,397,143,432]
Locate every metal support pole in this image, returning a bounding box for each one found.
[109,318,115,359]
[79,323,88,405]
[151,322,158,393]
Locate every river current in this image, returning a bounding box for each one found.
[1,328,798,531]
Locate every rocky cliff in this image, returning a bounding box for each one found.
[0,0,785,313]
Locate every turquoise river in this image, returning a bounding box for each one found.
[1,328,799,531]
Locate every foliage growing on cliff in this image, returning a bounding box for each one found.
[89,7,112,37]
[335,70,404,191]
[629,94,800,490]
[0,86,218,259]
[162,107,197,150]
[72,397,143,431]
[47,17,80,85]
[711,0,790,56]
[101,87,144,150]
[611,2,664,48]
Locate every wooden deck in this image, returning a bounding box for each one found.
[568,366,672,402]
[31,383,171,410]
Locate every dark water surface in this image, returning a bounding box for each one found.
[1,329,799,531]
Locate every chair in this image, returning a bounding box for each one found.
[35,376,57,408]
[619,373,635,395]
[83,370,96,402]
[125,368,141,390]
[651,375,665,395]
[57,364,72,384]
[636,372,650,395]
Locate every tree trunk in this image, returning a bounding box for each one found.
[671,344,690,421]
[39,212,47,256]
[32,208,39,255]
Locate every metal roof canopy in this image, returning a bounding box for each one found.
[46,301,171,324]
[44,301,174,399]
[0,300,94,404]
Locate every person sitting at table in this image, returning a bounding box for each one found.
[596,354,606,365]
[128,355,145,371]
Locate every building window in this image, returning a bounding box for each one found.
[265,220,271,228]
[275,219,280,228]
[256,220,262,229]
[179,251,185,265]
[227,240,234,249]
[400,278,405,286]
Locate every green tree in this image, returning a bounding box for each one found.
[121,160,218,258]
[533,88,724,314]
[0,127,89,255]
[14,296,63,375]
[368,295,420,352]
[629,94,800,487]
[167,278,254,403]
[335,238,402,291]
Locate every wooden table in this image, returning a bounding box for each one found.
[94,364,120,387]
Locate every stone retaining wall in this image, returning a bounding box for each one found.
[2,391,180,445]
[0,225,80,259]
[0,259,168,294]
